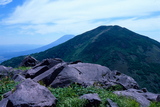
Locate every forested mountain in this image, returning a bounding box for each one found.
[2,25,160,93]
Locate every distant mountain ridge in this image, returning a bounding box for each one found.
[0,44,43,53]
[24,34,75,54]
[0,44,43,62]
[1,25,160,93]
[0,35,74,62]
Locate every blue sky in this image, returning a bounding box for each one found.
[0,0,160,45]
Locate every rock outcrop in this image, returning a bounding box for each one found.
[50,63,139,89]
[26,58,64,79]
[0,79,57,107]
[0,65,13,79]
[24,60,139,90]
[114,89,160,107]
[19,56,39,67]
[1,57,160,106]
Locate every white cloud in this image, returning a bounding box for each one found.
[108,16,160,32]
[0,0,12,5]
[4,0,160,24]
[1,0,160,41]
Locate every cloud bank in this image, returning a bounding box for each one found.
[0,0,12,5]
[1,0,160,44]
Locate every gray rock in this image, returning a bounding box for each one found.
[106,98,119,107]
[25,58,64,79]
[0,65,13,78]
[12,74,26,82]
[106,70,139,89]
[102,82,124,90]
[7,79,57,107]
[23,60,139,90]
[12,69,23,75]
[19,56,39,67]
[0,99,10,107]
[50,63,86,88]
[141,91,159,102]
[3,91,12,98]
[156,95,160,102]
[19,59,139,90]
[0,65,25,80]
[125,89,159,102]
[33,58,63,69]
[114,89,156,107]
[0,65,13,73]
[33,62,67,86]
[26,65,48,79]
[50,63,139,89]
[141,88,148,93]
[70,60,82,64]
[80,93,101,107]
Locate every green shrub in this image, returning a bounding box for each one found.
[14,66,31,71]
[149,102,160,107]
[49,84,140,107]
[0,77,18,100]
[107,84,124,91]
[57,97,88,107]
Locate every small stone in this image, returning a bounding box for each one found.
[106,98,118,107]
[80,93,101,107]
[156,95,160,102]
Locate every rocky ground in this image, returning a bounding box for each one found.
[0,56,160,107]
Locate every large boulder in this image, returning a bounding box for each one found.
[0,65,13,79]
[50,63,139,89]
[106,70,139,89]
[0,65,25,81]
[19,58,139,89]
[50,63,110,87]
[0,65,13,73]
[19,56,39,67]
[25,58,64,79]
[114,89,159,107]
[0,79,57,107]
[25,65,48,79]
[33,62,67,86]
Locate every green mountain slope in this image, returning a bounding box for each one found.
[1,25,160,93]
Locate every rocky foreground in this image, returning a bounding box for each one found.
[0,56,160,107]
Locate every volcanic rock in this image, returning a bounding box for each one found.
[80,93,101,107]
[0,79,57,107]
[19,56,38,67]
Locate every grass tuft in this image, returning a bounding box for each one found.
[14,66,31,71]
[149,102,160,107]
[49,84,140,107]
[0,77,18,100]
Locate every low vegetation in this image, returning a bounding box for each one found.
[48,84,140,107]
[0,77,18,100]
[0,75,160,107]
[14,66,31,71]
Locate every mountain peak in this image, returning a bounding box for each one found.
[90,25,130,37]
[96,25,124,30]
[2,25,160,93]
